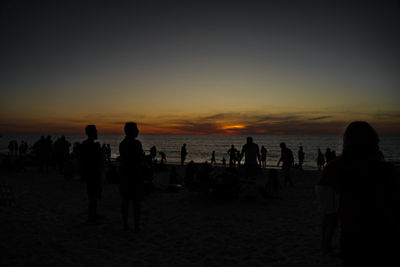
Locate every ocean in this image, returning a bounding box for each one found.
[1,134,400,170]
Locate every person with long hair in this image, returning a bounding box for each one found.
[316,121,399,266]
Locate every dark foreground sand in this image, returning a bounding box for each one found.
[0,166,341,267]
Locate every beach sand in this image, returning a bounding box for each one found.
[1,165,341,267]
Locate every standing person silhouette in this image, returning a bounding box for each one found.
[150,145,157,163]
[240,137,261,179]
[298,146,305,169]
[227,145,237,168]
[211,150,216,165]
[79,125,103,222]
[261,145,267,168]
[317,121,399,266]
[119,122,145,232]
[317,148,325,171]
[277,142,294,186]
[181,144,187,166]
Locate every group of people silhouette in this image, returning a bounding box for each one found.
[317,147,337,170]
[1,121,398,266]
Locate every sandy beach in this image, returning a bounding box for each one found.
[1,164,341,267]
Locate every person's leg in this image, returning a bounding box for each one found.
[133,201,141,232]
[121,197,129,231]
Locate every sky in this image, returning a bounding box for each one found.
[1,0,399,135]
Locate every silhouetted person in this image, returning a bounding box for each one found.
[101,144,108,162]
[236,150,241,166]
[277,142,294,186]
[159,151,167,165]
[55,136,70,173]
[43,136,53,172]
[227,145,237,167]
[222,157,226,167]
[317,148,325,171]
[261,145,267,168]
[180,144,187,166]
[150,146,157,163]
[298,146,305,169]
[8,140,18,156]
[8,141,14,155]
[19,141,28,156]
[240,137,261,179]
[106,144,111,162]
[317,121,399,266]
[325,148,334,163]
[34,136,49,173]
[79,125,103,222]
[211,150,216,165]
[119,122,145,232]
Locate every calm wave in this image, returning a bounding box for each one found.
[1,134,399,170]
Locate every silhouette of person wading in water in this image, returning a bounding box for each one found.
[119,122,145,232]
[79,125,103,222]
[181,144,187,166]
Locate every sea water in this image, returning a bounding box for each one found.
[1,134,400,170]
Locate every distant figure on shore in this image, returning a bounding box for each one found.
[317,148,325,170]
[19,141,28,156]
[261,145,267,168]
[316,121,399,266]
[159,151,167,165]
[181,144,187,166]
[221,157,226,167]
[79,125,103,222]
[106,144,111,162]
[150,146,157,163]
[277,142,294,186]
[240,137,261,179]
[211,151,216,165]
[55,136,71,173]
[119,122,145,232]
[8,140,18,156]
[298,146,305,169]
[325,148,335,163]
[101,144,111,163]
[236,150,241,166]
[227,145,237,167]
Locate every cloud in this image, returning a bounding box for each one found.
[2,109,399,134]
[308,116,333,121]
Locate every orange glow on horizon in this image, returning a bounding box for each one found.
[221,125,246,130]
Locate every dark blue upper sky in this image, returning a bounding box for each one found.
[1,0,399,134]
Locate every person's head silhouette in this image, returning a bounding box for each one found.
[280,142,286,149]
[246,137,253,144]
[85,125,98,140]
[343,121,380,160]
[124,122,139,138]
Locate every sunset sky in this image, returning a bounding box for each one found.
[1,0,399,134]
